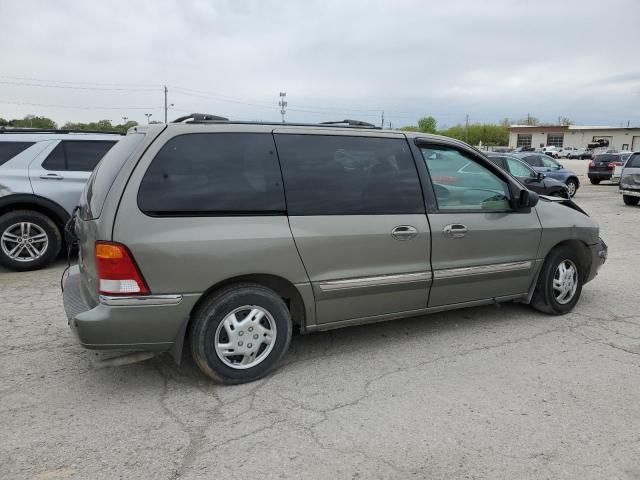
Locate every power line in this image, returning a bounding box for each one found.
[0,75,158,88]
[0,99,160,110]
[0,80,160,92]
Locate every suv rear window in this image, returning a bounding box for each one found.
[81,133,146,220]
[42,140,117,171]
[275,134,423,215]
[138,133,285,216]
[0,141,35,166]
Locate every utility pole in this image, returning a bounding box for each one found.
[627,120,630,128]
[122,116,128,133]
[145,113,152,124]
[464,114,469,143]
[381,111,384,129]
[163,86,168,123]
[278,92,287,124]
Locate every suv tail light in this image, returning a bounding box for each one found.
[607,162,617,169]
[95,241,150,295]
[589,160,595,167]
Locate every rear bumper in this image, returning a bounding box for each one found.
[63,265,198,351]
[585,238,607,284]
[588,171,612,180]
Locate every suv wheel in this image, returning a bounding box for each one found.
[566,179,578,197]
[589,178,600,185]
[0,210,61,271]
[531,246,583,315]
[623,195,640,206]
[190,283,292,384]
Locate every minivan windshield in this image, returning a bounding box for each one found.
[80,132,146,220]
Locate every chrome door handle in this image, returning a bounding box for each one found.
[443,224,467,238]
[391,225,418,240]
[40,173,64,180]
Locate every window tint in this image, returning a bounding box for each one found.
[42,140,116,171]
[138,133,285,215]
[506,158,535,178]
[522,155,543,167]
[81,133,146,220]
[487,156,505,169]
[0,141,35,166]
[421,146,511,211]
[275,134,423,215]
[540,156,560,169]
[65,141,116,171]
[42,142,66,170]
[628,153,640,168]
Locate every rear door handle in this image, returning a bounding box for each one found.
[443,224,468,238]
[40,173,64,180]
[391,225,418,240]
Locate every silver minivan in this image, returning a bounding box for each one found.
[619,152,640,205]
[63,117,608,384]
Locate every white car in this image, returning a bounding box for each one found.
[541,146,560,157]
[555,147,578,159]
[611,151,635,184]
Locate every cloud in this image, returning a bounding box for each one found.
[0,0,638,127]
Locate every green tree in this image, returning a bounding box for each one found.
[61,119,137,132]
[398,125,419,132]
[417,116,437,134]
[9,115,57,129]
[439,123,509,146]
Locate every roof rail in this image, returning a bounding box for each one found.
[0,128,124,135]
[172,113,230,123]
[319,119,378,128]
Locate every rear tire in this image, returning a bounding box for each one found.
[623,195,640,206]
[589,178,600,185]
[0,210,61,271]
[189,283,292,384]
[531,246,583,315]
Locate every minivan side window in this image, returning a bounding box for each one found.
[42,140,116,171]
[138,133,285,215]
[628,153,640,168]
[0,141,35,166]
[420,146,511,211]
[274,134,424,215]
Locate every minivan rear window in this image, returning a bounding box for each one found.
[0,141,34,166]
[138,133,285,216]
[81,133,145,220]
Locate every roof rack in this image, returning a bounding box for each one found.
[319,119,377,128]
[170,113,381,129]
[172,113,230,123]
[0,128,124,135]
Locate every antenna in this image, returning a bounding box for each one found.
[278,92,287,124]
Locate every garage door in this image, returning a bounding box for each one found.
[632,136,640,152]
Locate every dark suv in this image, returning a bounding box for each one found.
[588,153,623,184]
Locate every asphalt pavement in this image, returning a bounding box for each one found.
[1,170,639,480]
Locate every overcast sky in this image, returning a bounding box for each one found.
[1,0,639,128]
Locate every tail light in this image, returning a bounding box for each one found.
[589,160,595,167]
[95,241,150,295]
[607,162,617,169]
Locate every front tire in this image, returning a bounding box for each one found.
[189,283,292,384]
[0,210,61,271]
[531,246,583,315]
[623,195,640,206]
[566,179,578,197]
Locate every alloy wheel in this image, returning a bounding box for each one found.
[1,222,49,262]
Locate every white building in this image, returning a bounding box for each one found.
[508,125,640,151]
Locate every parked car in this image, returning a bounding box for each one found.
[541,146,560,157]
[0,129,121,270]
[567,148,593,160]
[554,147,578,159]
[513,152,580,197]
[611,152,634,184]
[588,153,624,184]
[619,153,640,205]
[486,153,570,198]
[63,116,607,384]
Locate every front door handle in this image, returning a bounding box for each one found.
[391,225,418,241]
[443,224,468,238]
[40,173,64,180]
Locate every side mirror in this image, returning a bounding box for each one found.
[537,172,546,180]
[518,189,539,210]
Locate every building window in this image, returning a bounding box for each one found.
[516,134,532,148]
[547,134,564,147]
